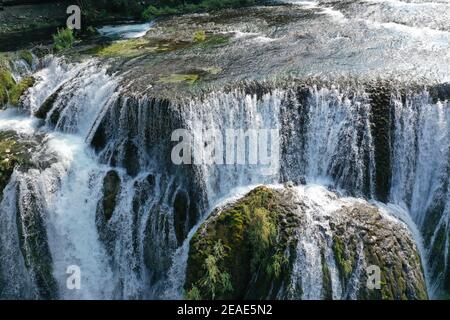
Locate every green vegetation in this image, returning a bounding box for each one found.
[0,68,15,108]
[332,235,356,288]
[8,76,35,106]
[53,28,75,52]
[192,240,233,299]
[193,30,206,43]
[101,170,121,221]
[185,187,292,299]
[199,35,230,47]
[19,51,33,66]
[0,132,34,200]
[0,63,34,108]
[90,38,150,57]
[321,251,333,300]
[142,0,260,20]
[85,38,191,58]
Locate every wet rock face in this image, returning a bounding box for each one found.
[331,205,427,300]
[14,174,59,300]
[368,82,392,202]
[95,170,121,252]
[0,131,39,199]
[101,170,121,222]
[186,185,428,300]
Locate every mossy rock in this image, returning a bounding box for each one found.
[19,50,33,66]
[186,185,428,300]
[332,234,357,291]
[0,131,36,200]
[99,170,121,222]
[185,186,296,300]
[15,174,58,299]
[9,76,35,106]
[1,60,36,108]
[0,67,15,108]
[84,38,191,58]
[35,86,62,119]
[331,205,428,300]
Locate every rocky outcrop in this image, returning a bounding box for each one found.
[185,185,428,300]
[330,204,427,300]
[14,173,58,299]
[95,170,121,255]
[0,131,37,199]
[185,186,296,300]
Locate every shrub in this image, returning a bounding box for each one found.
[53,28,75,52]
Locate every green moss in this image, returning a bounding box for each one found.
[0,68,16,108]
[0,69,15,91]
[185,186,291,300]
[158,74,199,85]
[332,235,355,288]
[321,251,333,300]
[0,131,33,200]
[101,170,121,221]
[85,37,192,58]
[185,285,201,300]
[194,30,206,43]
[198,35,230,48]
[9,76,35,106]
[203,67,223,75]
[90,38,151,57]
[19,50,33,66]
[429,225,447,280]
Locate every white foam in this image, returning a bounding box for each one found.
[0,108,39,135]
[98,22,154,39]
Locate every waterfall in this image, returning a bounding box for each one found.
[1,54,449,299]
[389,89,450,296]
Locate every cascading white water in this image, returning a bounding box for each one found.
[303,86,375,196]
[182,90,283,205]
[389,89,450,295]
[391,91,450,224]
[43,135,116,299]
[288,185,338,300]
[2,52,449,299]
[1,58,124,299]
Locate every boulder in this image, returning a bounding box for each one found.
[185,185,428,300]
